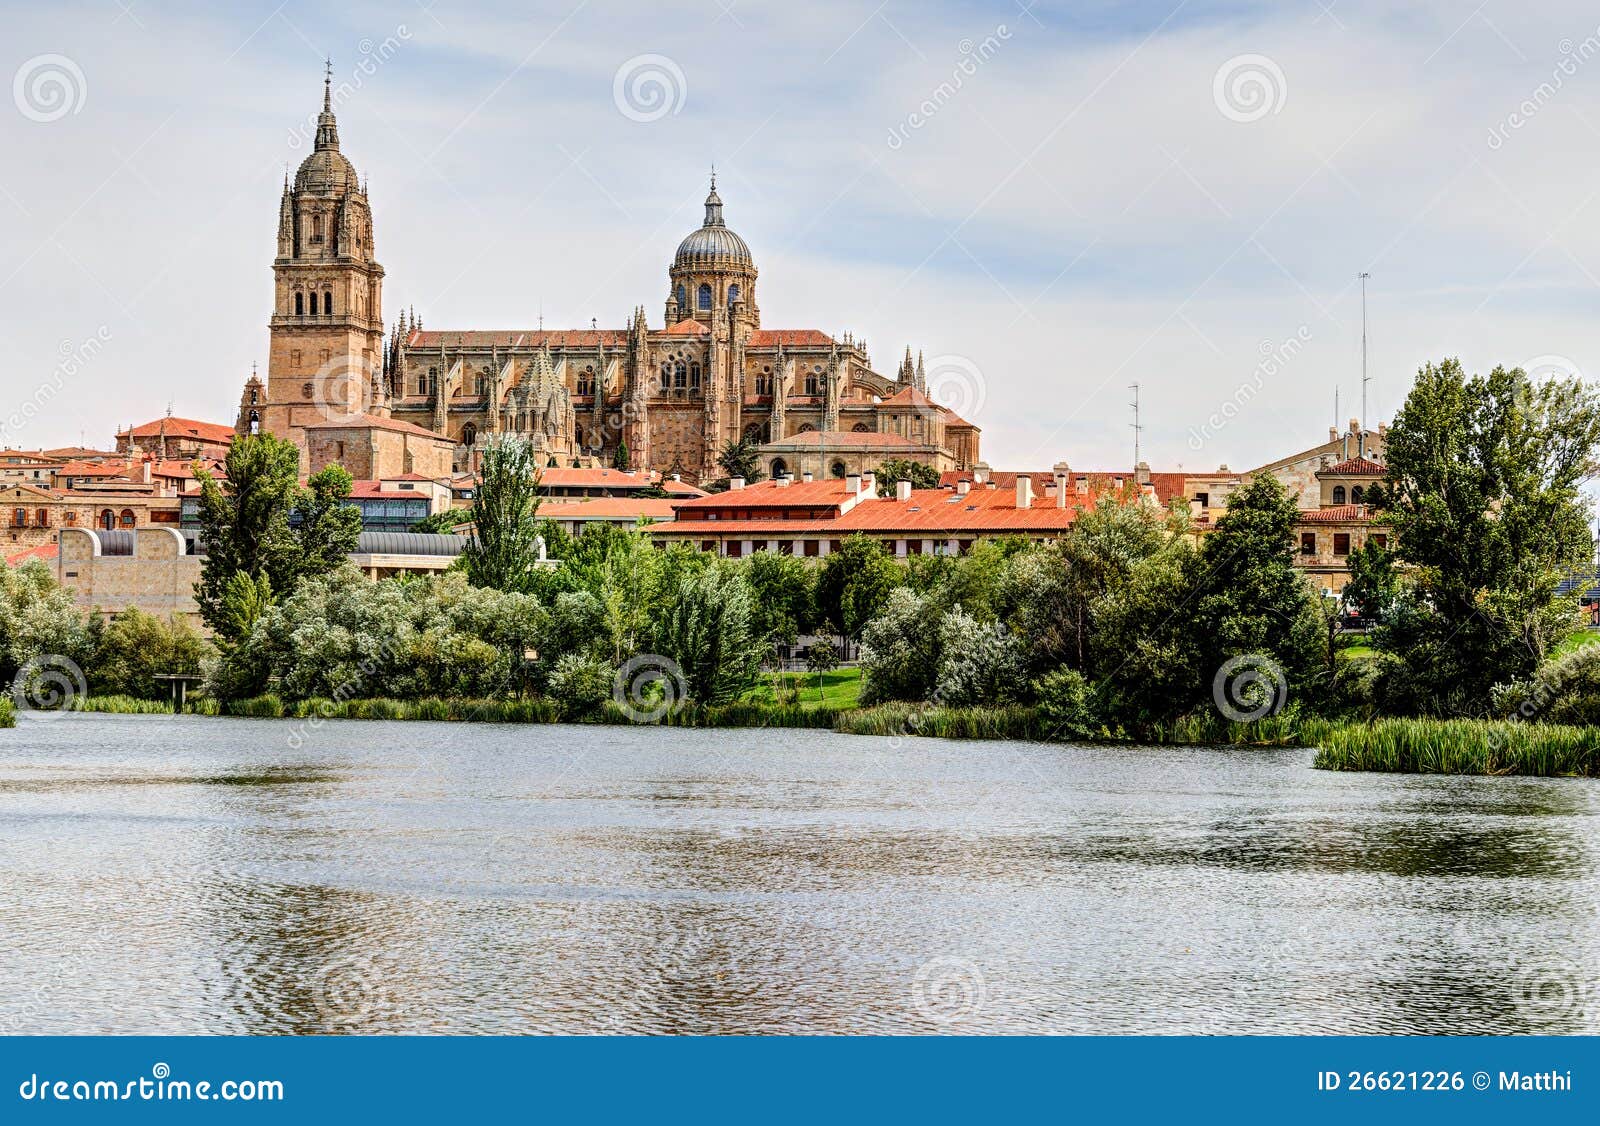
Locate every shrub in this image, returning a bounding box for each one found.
[546,653,614,719]
[933,605,1024,707]
[1492,644,1600,726]
[88,608,207,700]
[859,588,938,704]
[1033,667,1099,741]
[0,696,13,728]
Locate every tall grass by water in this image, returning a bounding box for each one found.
[0,696,13,728]
[1311,718,1600,777]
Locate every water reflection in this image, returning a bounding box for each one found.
[0,714,1596,1034]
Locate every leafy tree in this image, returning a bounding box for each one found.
[816,535,902,645]
[545,653,614,718]
[294,464,362,578]
[612,440,630,471]
[88,608,206,700]
[716,435,765,485]
[1057,494,1174,673]
[1342,540,1397,623]
[0,560,93,688]
[411,507,473,534]
[805,634,839,696]
[193,434,302,639]
[934,604,1024,706]
[462,434,545,593]
[744,550,815,651]
[858,587,939,703]
[1374,358,1600,711]
[653,564,765,704]
[874,458,939,495]
[1088,543,1202,729]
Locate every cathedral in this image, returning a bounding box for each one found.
[241,76,980,483]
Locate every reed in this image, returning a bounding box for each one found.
[0,696,13,728]
[1311,717,1600,776]
[834,703,1046,741]
[71,695,176,715]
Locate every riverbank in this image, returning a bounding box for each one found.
[1311,717,1600,777]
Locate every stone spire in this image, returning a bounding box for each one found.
[315,59,340,152]
[915,350,926,393]
[703,167,724,227]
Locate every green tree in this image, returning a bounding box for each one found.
[1057,494,1174,673]
[612,440,630,471]
[744,550,815,652]
[294,464,362,578]
[193,434,304,640]
[0,560,93,689]
[653,564,765,704]
[88,608,206,700]
[873,458,939,495]
[1342,539,1397,623]
[462,434,545,593]
[815,534,902,645]
[859,587,940,703]
[1374,358,1600,711]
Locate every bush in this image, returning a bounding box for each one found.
[88,608,207,700]
[933,605,1024,707]
[546,653,614,719]
[1491,644,1600,726]
[0,696,13,728]
[1033,667,1099,741]
[859,588,938,704]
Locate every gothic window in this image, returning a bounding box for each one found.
[697,283,712,311]
[1332,485,1346,505]
[727,283,740,308]
[294,292,304,316]
[770,458,788,479]
[852,423,871,432]
[659,364,671,393]
[805,372,819,395]
[754,372,770,395]
[324,291,333,315]
[578,366,594,396]
[309,291,319,316]
[462,423,477,447]
[799,423,816,433]
[689,362,700,390]
[674,361,687,390]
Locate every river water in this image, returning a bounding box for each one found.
[1,712,1597,1034]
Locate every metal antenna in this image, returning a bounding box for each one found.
[1359,271,1371,428]
[1129,382,1143,465]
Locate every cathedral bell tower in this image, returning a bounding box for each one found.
[254,65,386,450]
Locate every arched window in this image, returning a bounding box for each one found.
[798,423,816,433]
[324,290,333,315]
[311,215,322,243]
[1351,485,1364,504]
[659,364,671,393]
[805,372,819,395]
[697,283,712,311]
[674,361,687,389]
[754,372,770,396]
[831,461,847,479]
[462,423,477,447]
[248,409,260,436]
[119,508,135,528]
[676,285,686,309]
[294,292,304,316]
[249,386,259,405]
[308,291,319,315]
[1332,485,1346,505]
[99,509,113,530]
[770,458,788,479]
[727,283,740,308]
[852,423,871,432]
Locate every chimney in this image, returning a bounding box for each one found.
[139,461,152,485]
[862,471,876,495]
[1016,476,1033,509]
[801,470,813,483]
[896,479,912,502]
[846,473,862,495]
[1056,479,1067,508]
[671,472,681,482]
[730,476,746,490]
[972,461,991,485]
[1329,426,1339,442]
[775,474,791,488]
[1135,460,1151,486]
[956,479,970,497]
[1076,476,1088,495]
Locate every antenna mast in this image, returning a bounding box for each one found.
[1129,382,1143,465]
[1359,271,1371,428]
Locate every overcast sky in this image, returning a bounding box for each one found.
[3,0,1599,472]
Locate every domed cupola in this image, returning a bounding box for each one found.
[668,170,758,327]
[294,68,361,196]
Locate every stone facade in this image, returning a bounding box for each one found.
[3,482,180,553]
[58,527,202,626]
[238,84,977,484]
[303,416,454,479]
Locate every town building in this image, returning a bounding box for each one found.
[115,415,234,461]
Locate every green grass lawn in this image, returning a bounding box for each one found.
[1552,628,1600,657]
[749,667,864,710]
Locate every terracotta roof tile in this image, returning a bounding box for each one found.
[409,329,630,348]
[1323,456,1386,476]
[664,318,710,336]
[1298,504,1374,524]
[748,329,836,347]
[5,543,58,566]
[116,417,234,444]
[539,498,679,520]
[764,429,922,450]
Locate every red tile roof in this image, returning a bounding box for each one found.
[302,414,451,440]
[54,460,133,477]
[939,469,1189,507]
[665,318,710,335]
[539,497,680,521]
[5,543,58,566]
[877,385,977,427]
[1298,504,1373,524]
[1322,456,1386,476]
[117,417,234,444]
[409,329,629,349]
[748,329,836,348]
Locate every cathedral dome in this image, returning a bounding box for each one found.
[295,147,360,193]
[673,176,753,270]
